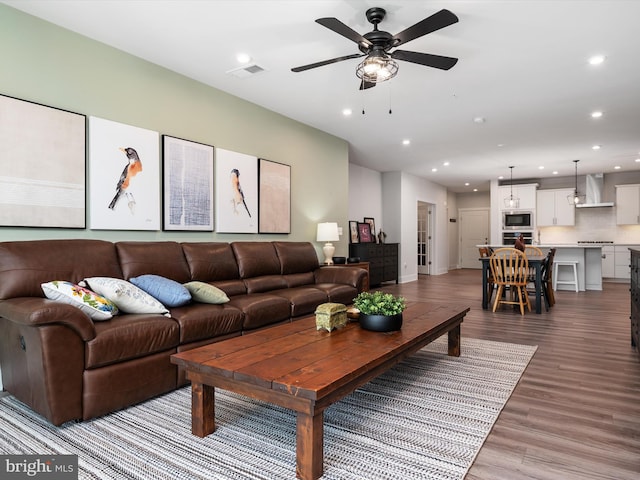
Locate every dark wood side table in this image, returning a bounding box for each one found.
[331,262,370,291]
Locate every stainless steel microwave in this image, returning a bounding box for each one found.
[502,211,533,230]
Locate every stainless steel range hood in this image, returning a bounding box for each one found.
[575,173,615,208]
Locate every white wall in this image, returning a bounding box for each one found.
[383,171,449,282]
[348,163,383,253]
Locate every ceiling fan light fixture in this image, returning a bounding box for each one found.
[356,53,398,83]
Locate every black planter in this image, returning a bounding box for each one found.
[358,313,403,332]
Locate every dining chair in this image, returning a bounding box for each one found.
[525,245,544,257]
[489,247,531,315]
[524,244,544,288]
[541,248,556,309]
[479,246,496,303]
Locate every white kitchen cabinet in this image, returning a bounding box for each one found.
[499,184,537,210]
[616,184,640,225]
[615,246,631,279]
[601,246,615,278]
[602,245,635,280]
[536,188,575,226]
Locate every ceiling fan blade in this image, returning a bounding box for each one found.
[316,17,372,48]
[291,53,364,72]
[391,50,458,70]
[359,79,376,90]
[392,9,459,47]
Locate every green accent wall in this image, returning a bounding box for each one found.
[0,4,349,252]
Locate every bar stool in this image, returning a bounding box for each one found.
[553,260,579,292]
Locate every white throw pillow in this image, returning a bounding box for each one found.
[83,277,170,316]
[41,280,119,321]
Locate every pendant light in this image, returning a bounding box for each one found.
[503,166,520,209]
[568,159,585,205]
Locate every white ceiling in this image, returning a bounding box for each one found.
[6,0,640,192]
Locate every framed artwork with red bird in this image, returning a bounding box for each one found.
[89,116,160,230]
[214,148,258,234]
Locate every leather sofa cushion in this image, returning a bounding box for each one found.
[270,287,329,317]
[284,272,315,288]
[116,241,191,283]
[314,283,359,306]
[0,239,122,300]
[227,293,291,330]
[244,275,287,294]
[273,241,320,274]
[86,315,179,369]
[212,279,247,297]
[182,242,240,281]
[168,303,244,344]
[232,242,280,278]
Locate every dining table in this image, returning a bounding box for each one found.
[480,254,546,314]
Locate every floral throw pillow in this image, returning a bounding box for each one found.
[41,281,119,321]
[83,277,170,316]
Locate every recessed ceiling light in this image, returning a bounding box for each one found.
[342,108,352,116]
[497,143,505,147]
[431,168,438,172]
[473,116,486,123]
[591,111,603,118]
[614,165,621,170]
[443,161,450,166]
[473,188,478,192]
[592,144,601,150]
[553,171,559,175]
[402,139,410,145]
[538,166,544,170]
[464,182,470,186]
[635,158,640,162]
[589,55,605,65]
[236,53,251,64]
[498,175,504,180]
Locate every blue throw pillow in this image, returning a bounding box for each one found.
[129,274,191,307]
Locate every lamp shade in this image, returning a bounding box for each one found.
[316,222,339,242]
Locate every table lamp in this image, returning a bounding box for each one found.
[316,222,340,265]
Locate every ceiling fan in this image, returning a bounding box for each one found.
[291,7,459,90]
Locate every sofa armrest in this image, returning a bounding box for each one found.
[314,266,368,292]
[0,297,96,341]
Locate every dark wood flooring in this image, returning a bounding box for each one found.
[377,269,640,480]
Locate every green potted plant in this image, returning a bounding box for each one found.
[352,291,406,332]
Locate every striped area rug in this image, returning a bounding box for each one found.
[0,337,536,480]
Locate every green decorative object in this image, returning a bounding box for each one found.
[353,291,407,332]
[315,302,348,332]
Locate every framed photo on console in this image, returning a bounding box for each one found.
[364,217,376,238]
[357,222,373,243]
[349,220,359,243]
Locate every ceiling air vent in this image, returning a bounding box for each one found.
[225,63,266,79]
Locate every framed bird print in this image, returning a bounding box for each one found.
[258,158,290,234]
[214,148,258,233]
[162,135,214,231]
[89,116,160,230]
[0,94,86,228]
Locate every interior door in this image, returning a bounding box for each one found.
[459,208,490,269]
[417,202,431,275]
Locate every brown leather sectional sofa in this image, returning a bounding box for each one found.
[0,239,366,425]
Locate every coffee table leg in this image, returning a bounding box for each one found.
[296,411,323,480]
[191,382,216,438]
[447,324,461,357]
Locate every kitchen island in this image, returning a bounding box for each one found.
[479,244,604,291]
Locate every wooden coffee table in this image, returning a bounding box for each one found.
[171,301,470,480]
